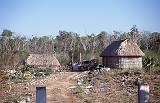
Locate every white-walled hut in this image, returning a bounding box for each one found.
[26,54,60,68]
[100,39,144,69]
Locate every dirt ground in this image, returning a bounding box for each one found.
[31,72,82,103]
[2,69,159,103]
[46,72,81,103]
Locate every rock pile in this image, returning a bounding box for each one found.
[71,69,144,103]
[113,71,143,93]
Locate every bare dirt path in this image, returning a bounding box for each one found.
[46,72,81,103]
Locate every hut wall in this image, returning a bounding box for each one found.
[119,57,142,69]
[103,56,142,69]
[103,57,119,68]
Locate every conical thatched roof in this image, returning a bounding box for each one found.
[26,54,60,66]
[100,39,144,57]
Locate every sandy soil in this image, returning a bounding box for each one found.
[43,72,81,103]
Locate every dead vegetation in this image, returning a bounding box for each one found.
[1,66,160,103]
[71,68,160,103]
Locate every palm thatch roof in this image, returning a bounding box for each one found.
[26,54,60,66]
[100,39,144,57]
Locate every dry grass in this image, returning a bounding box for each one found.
[73,68,160,103]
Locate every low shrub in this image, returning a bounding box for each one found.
[72,85,84,98]
[142,56,154,69]
[143,50,160,69]
[155,61,160,67]
[33,68,53,77]
[44,68,53,76]
[12,78,26,83]
[7,92,22,103]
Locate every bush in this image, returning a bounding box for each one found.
[7,92,22,103]
[13,78,26,83]
[142,56,154,69]
[20,65,33,73]
[155,61,160,67]
[143,50,160,68]
[0,69,9,83]
[34,71,44,77]
[33,68,53,77]
[72,85,84,98]
[44,68,53,76]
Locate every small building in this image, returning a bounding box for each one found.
[100,39,144,69]
[26,54,60,69]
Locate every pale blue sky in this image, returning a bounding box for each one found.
[0,0,160,37]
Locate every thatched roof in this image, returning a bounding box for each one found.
[26,54,60,66]
[100,39,144,57]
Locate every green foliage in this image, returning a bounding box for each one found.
[12,78,26,83]
[7,92,22,102]
[1,29,13,37]
[34,70,44,77]
[72,85,84,98]
[33,68,53,77]
[144,50,156,57]
[143,51,160,70]
[44,68,53,76]
[0,69,9,83]
[20,65,33,73]
[155,61,160,67]
[142,56,154,69]
[0,51,28,69]
[0,27,160,67]
[11,65,53,83]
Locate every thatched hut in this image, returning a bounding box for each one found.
[100,39,144,69]
[26,54,60,68]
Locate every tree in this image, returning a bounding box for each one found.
[148,32,160,52]
[1,29,12,38]
[97,31,109,50]
[128,25,142,44]
[1,29,13,53]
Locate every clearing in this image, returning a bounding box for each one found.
[31,72,82,103]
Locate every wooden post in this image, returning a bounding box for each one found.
[138,85,149,103]
[80,52,82,63]
[137,78,149,103]
[36,86,46,103]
